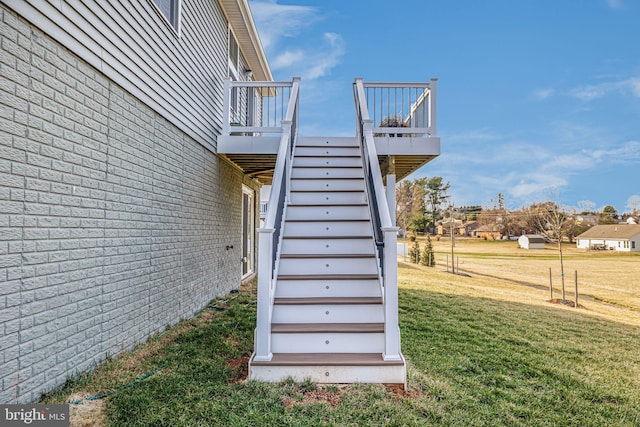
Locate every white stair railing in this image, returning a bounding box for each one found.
[253,77,300,362]
[361,79,438,138]
[353,78,401,361]
[222,79,297,136]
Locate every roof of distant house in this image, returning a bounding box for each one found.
[577,224,640,240]
[520,234,545,243]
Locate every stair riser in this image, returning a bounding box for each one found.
[249,364,406,385]
[286,205,369,220]
[295,147,361,157]
[284,222,372,237]
[291,167,364,179]
[290,191,367,205]
[272,333,384,353]
[279,258,378,275]
[290,179,365,192]
[296,137,359,147]
[272,305,383,323]
[294,157,363,168]
[280,238,375,255]
[275,279,381,298]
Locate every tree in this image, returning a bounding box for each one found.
[425,177,450,231]
[627,195,640,214]
[530,200,572,301]
[599,205,619,224]
[396,178,427,233]
[420,234,435,267]
[408,240,421,264]
[577,200,596,214]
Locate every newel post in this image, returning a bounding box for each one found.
[382,226,401,361]
[222,77,231,137]
[253,227,274,361]
[429,77,438,136]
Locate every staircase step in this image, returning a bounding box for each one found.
[290,178,365,192]
[278,274,379,280]
[252,353,404,366]
[280,253,374,259]
[291,167,364,179]
[286,205,370,221]
[295,146,361,157]
[293,157,363,168]
[281,238,374,255]
[284,221,371,237]
[275,278,381,299]
[249,353,406,384]
[296,136,359,147]
[272,323,384,333]
[289,191,367,205]
[272,302,383,323]
[278,256,378,276]
[271,331,384,353]
[274,297,382,305]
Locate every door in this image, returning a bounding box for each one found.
[242,186,254,277]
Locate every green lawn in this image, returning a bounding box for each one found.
[43,251,640,426]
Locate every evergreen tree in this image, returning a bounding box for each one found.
[420,234,435,267]
[408,240,421,264]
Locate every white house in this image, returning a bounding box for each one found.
[576,224,640,252]
[1,0,270,403]
[518,235,546,249]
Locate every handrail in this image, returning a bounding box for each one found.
[354,78,401,361]
[253,77,300,362]
[362,79,437,137]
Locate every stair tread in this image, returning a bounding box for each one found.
[283,236,372,240]
[272,323,384,333]
[287,203,368,208]
[290,189,364,193]
[285,219,370,222]
[251,353,404,366]
[274,297,382,305]
[280,254,375,259]
[292,165,363,168]
[278,274,379,280]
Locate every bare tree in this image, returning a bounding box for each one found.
[530,200,572,301]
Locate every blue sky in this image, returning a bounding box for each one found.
[248,0,640,214]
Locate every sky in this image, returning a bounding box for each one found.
[247,0,640,214]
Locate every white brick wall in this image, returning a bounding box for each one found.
[0,6,254,403]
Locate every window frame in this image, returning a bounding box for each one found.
[150,0,182,35]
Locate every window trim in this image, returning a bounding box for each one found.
[149,0,183,36]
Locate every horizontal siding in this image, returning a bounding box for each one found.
[7,0,238,153]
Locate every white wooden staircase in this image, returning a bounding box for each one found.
[220,77,439,387]
[249,136,406,384]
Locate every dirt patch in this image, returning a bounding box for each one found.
[228,355,249,382]
[68,394,107,427]
[549,298,585,309]
[282,386,343,409]
[384,383,422,399]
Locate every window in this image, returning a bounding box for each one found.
[229,29,240,77]
[152,0,181,31]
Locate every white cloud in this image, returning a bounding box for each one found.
[271,50,305,70]
[533,88,555,100]
[304,33,346,80]
[607,0,623,9]
[249,1,320,51]
[569,76,640,100]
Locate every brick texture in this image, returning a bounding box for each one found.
[0,6,255,403]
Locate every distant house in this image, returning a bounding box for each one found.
[518,234,545,249]
[473,225,502,240]
[576,224,640,252]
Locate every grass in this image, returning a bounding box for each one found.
[42,241,640,426]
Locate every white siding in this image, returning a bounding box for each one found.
[7,0,236,152]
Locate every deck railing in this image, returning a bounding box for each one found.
[362,79,437,137]
[253,77,300,362]
[353,78,402,362]
[222,79,296,136]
